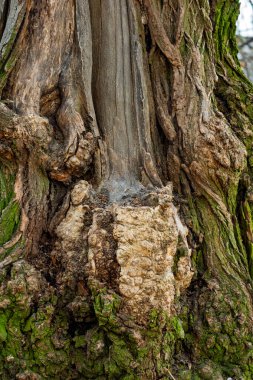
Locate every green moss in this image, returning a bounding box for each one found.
[73,335,86,348]
[183,282,253,377]
[31,168,49,202]
[0,313,7,342]
[92,287,122,330]
[88,287,188,378]
[214,0,240,60]
[0,169,15,214]
[0,6,26,94]
[0,200,20,246]
[172,317,185,339]
[0,163,21,249]
[238,199,253,277]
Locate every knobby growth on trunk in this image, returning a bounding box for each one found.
[0,0,252,379]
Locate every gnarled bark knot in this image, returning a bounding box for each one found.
[55,181,193,325]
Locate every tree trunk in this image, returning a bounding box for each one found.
[0,0,252,379]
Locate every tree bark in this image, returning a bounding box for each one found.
[0,0,252,379]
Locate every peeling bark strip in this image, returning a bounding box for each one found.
[0,0,253,378]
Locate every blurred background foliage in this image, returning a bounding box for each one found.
[237,0,253,81]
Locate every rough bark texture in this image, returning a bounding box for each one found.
[0,0,253,379]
